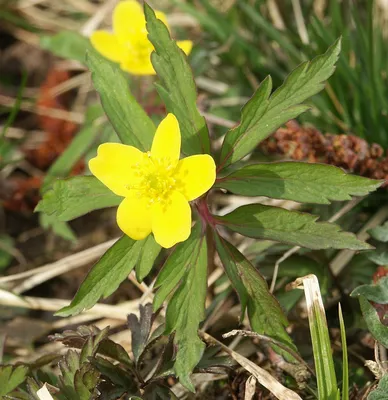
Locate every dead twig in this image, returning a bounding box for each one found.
[200,331,303,400]
[0,238,118,288]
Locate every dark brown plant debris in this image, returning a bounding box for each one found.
[261,120,388,185]
[2,68,84,212]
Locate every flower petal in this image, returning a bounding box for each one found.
[89,143,144,197]
[121,57,156,75]
[177,40,193,56]
[175,154,216,201]
[152,191,191,248]
[113,0,146,43]
[90,31,126,62]
[117,196,152,240]
[151,113,181,164]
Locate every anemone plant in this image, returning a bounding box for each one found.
[36,2,383,392]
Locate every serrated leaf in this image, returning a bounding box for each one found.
[215,233,294,349]
[97,339,133,368]
[165,233,207,391]
[153,224,202,311]
[74,364,100,399]
[40,31,93,64]
[217,162,382,204]
[144,4,210,156]
[128,304,153,363]
[58,329,107,399]
[0,365,29,395]
[369,222,388,242]
[36,176,122,222]
[87,50,155,150]
[368,375,388,400]
[219,39,341,168]
[59,351,81,399]
[51,325,133,368]
[56,236,146,316]
[135,235,161,282]
[351,276,388,304]
[217,204,371,250]
[358,296,388,348]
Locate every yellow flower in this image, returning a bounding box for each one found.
[90,0,193,75]
[89,114,216,248]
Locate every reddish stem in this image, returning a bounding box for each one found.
[195,195,217,229]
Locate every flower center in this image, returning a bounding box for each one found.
[128,152,182,206]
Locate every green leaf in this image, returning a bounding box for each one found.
[214,233,294,349]
[366,243,388,265]
[0,234,14,270]
[368,375,388,400]
[217,162,383,204]
[43,104,105,189]
[58,329,107,400]
[40,31,93,64]
[0,365,29,395]
[39,213,77,242]
[358,296,388,348]
[128,304,153,363]
[351,276,388,304]
[56,235,146,316]
[135,235,161,282]
[369,222,388,242]
[153,224,202,311]
[90,357,132,390]
[165,232,207,391]
[217,204,371,250]
[144,3,210,156]
[143,384,179,400]
[87,50,155,150]
[219,39,341,168]
[36,176,122,222]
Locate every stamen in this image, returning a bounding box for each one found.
[126,154,184,206]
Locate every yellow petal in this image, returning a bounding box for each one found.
[175,154,216,201]
[117,196,152,240]
[152,191,191,248]
[89,143,144,197]
[120,57,156,75]
[90,31,126,62]
[177,40,193,56]
[113,0,146,43]
[151,113,181,163]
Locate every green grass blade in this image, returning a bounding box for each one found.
[339,303,349,400]
[0,72,27,141]
[298,275,338,400]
